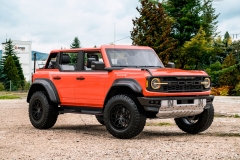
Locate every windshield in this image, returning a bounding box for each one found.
[106,49,164,68]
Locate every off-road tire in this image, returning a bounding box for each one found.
[29,91,58,129]
[95,115,104,125]
[104,94,146,139]
[174,104,214,134]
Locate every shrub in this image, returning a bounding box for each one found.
[0,83,5,91]
[24,81,31,91]
[235,83,240,96]
[211,86,232,96]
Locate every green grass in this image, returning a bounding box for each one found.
[0,94,20,99]
[0,92,22,100]
[146,122,172,126]
[214,113,240,118]
[214,133,240,137]
[233,114,240,118]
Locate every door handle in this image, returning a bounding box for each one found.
[76,76,85,80]
[53,76,61,80]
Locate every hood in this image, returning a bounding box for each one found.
[149,68,208,77]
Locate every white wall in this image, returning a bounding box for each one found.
[2,40,32,81]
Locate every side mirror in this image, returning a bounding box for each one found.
[91,61,105,70]
[166,62,175,68]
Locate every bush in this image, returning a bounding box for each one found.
[24,81,31,91]
[211,86,233,96]
[235,83,240,96]
[0,83,5,91]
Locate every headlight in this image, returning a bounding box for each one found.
[151,78,161,89]
[202,78,211,88]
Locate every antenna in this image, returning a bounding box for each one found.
[6,34,7,42]
[114,23,116,45]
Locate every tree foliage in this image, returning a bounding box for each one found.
[218,54,239,87]
[1,39,25,90]
[133,1,238,95]
[201,0,219,41]
[70,37,81,48]
[131,0,177,64]
[3,56,20,88]
[163,0,219,46]
[180,27,213,69]
[70,37,81,63]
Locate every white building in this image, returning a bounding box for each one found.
[2,40,32,81]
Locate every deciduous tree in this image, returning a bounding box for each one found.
[181,27,213,69]
[131,0,177,65]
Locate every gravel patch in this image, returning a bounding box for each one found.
[0,97,240,159]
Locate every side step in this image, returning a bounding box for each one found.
[58,106,103,115]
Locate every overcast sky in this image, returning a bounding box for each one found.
[0,0,239,53]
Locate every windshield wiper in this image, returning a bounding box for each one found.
[114,65,138,68]
[138,66,162,68]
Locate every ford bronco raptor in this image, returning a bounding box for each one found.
[27,45,214,139]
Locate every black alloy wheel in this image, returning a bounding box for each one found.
[29,91,58,129]
[31,99,43,121]
[110,104,130,130]
[174,104,214,134]
[104,94,146,139]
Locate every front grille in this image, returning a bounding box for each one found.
[162,84,202,91]
[160,76,204,92]
[150,76,209,92]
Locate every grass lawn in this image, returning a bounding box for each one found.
[0,91,28,100]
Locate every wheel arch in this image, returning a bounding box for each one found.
[104,78,144,107]
[27,79,60,104]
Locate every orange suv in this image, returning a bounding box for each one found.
[27,45,214,139]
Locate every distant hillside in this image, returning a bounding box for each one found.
[32,51,49,61]
[0,50,48,61]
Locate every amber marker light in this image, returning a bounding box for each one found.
[146,80,149,88]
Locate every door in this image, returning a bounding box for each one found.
[74,71,108,107]
[50,72,76,105]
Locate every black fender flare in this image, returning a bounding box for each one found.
[103,78,143,106]
[27,79,60,104]
[111,78,142,93]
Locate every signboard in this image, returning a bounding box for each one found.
[14,45,29,52]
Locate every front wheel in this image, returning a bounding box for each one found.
[29,91,58,129]
[104,94,146,139]
[174,104,214,134]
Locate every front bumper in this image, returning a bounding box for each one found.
[137,95,214,118]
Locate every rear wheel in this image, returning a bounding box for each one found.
[174,104,214,134]
[104,94,146,139]
[29,91,58,129]
[95,115,104,125]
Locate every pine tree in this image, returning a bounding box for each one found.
[70,37,81,48]
[70,37,81,64]
[131,0,177,65]
[163,0,219,45]
[2,39,25,90]
[3,56,20,90]
[201,0,219,41]
[162,0,202,47]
